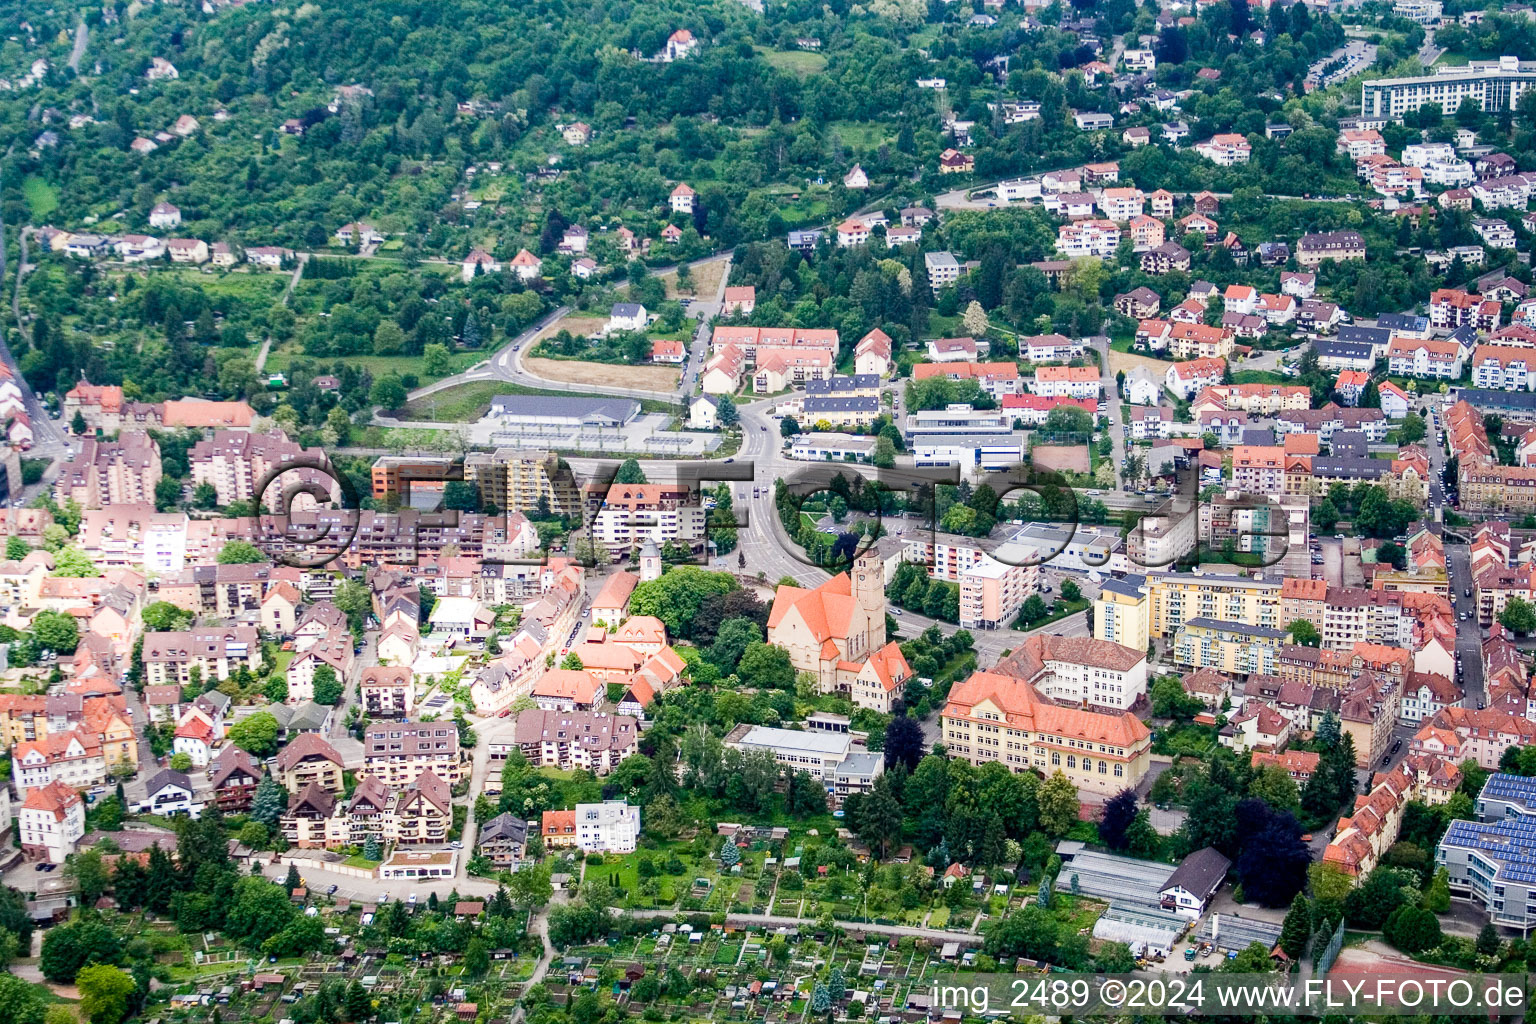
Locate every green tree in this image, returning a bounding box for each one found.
[311,664,343,704]
[1501,596,1536,635]
[1278,894,1312,959]
[217,540,266,564]
[370,376,408,410]
[142,601,194,631]
[1399,413,1426,443]
[77,965,135,1024]
[153,476,181,512]
[614,458,648,484]
[229,712,281,757]
[720,836,741,868]
[1287,619,1321,648]
[717,395,739,427]
[52,546,100,577]
[423,343,453,377]
[31,610,79,654]
[169,752,193,772]
[0,973,48,1024]
[3,536,27,560]
[1038,771,1079,837]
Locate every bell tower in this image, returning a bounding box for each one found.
[852,549,886,652]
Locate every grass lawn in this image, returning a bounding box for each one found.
[264,346,486,384]
[1230,370,1290,386]
[759,48,828,77]
[1014,598,1090,633]
[830,120,895,150]
[22,175,58,221]
[401,379,675,422]
[270,649,294,676]
[1109,336,1134,353]
[343,853,382,870]
[166,268,288,302]
[928,906,951,927]
[1051,893,1108,933]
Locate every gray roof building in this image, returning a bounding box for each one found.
[488,395,641,427]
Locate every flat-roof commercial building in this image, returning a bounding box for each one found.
[909,433,1026,473]
[1435,773,1536,930]
[1362,57,1536,119]
[789,433,878,463]
[488,396,641,429]
[723,724,885,803]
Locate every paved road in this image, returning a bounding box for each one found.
[67,18,88,73]
[1447,541,1484,708]
[415,251,735,406]
[1095,336,1124,489]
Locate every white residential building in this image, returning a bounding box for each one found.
[20,782,84,864]
[574,800,640,853]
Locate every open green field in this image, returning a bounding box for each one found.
[165,267,288,302]
[401,378,677,421]
[264,346,486,383]
[830,120,895,150]
[760,48,828,77]
[23,175,58,221]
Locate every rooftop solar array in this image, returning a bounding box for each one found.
[1442,816,1536,885]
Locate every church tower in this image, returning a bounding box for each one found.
[639,538,662,582]
[852,548,886,654]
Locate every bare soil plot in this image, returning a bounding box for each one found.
[522,356,680,392]
[1107,349,1176,378]
[658,258,728,300]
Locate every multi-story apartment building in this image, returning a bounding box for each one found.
[20,781,84,864]
[209,746,263,813]
[1145,572,1282,639]
[940,671,1152,794]
[573,800,641,853]
[463,449,580,515]
[511,708,639,774]
[1387,337,1466,379]
[360,666,415,718]
[362,720,464,788]
[141,627,260,686]
[13,730,105,794]
[53,432,162,509]
[1429,288,1502,331]
[1056,220,1120,257]
[392,770,453,845]
[1362,56,1536,120]
[1172,618,1287,675]
[589,484,707,551]
[275,732,346,794]
[902,537,1041,631]
[1295,231,1367,267]
[1231,446,1286,494]
[1194,133,1251,165]
[476,813,528,870]
[1094,575,1150,653]
[1471,344,1536,390]
[190,430,338,511]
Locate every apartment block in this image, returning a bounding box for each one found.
[53,433,161,509]
[141,627,260,687]
[362,720,464,788]
[464,449,580,515]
